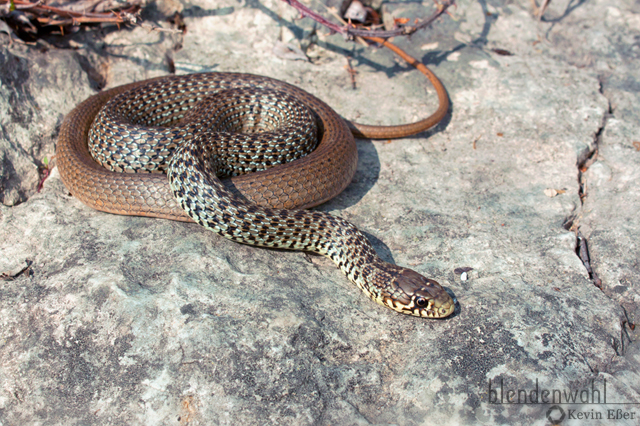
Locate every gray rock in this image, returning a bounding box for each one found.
[1,0,639,424]
[0,47,91,206]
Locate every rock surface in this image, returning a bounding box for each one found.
[1,0,639,424]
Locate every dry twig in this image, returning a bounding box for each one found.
[1,0,142,35]
[281,0,455,40]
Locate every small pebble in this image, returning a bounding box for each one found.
[461,272,468,281]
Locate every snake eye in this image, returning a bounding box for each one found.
[415,297,428,308]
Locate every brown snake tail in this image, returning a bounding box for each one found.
[56,43,454,318]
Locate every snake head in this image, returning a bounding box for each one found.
[388,268,455,318]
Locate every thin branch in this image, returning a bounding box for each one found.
[0,0,141,27]
[281,0,455,39]
[281,0,341,33]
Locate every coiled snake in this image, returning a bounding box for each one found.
[56,42,455,318]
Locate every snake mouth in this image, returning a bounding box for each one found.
[423,294,455,318]
[383,292,454,318]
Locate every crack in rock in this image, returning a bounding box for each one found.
[569,79,614,292]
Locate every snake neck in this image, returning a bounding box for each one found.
[323,222,453,318]
[168,141,454,318]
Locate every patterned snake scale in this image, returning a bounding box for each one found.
[57,72,454,318]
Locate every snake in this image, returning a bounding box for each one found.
[56,40,455,318]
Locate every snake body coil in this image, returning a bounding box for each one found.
[57,72,454,318]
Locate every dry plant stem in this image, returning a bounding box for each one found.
[10,1,119,18]
[281,0,455,39]
[346,37,449,139]
[7,0,136,17]
[38,16,129,25]
[2,0,139,26]
[345,56,358,89]
[322,5,369,47]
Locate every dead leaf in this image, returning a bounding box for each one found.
[544,188,566,197]
[491,48,513,56]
